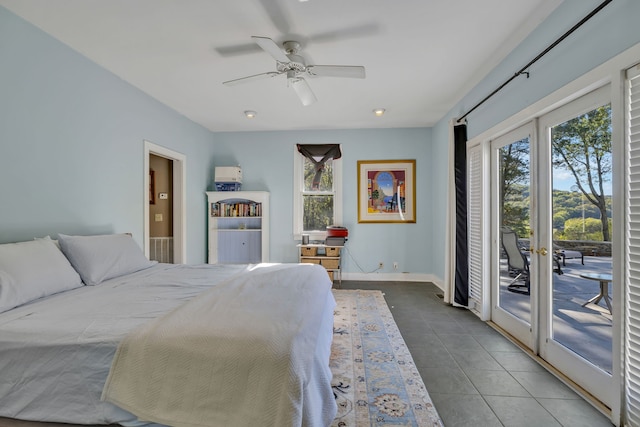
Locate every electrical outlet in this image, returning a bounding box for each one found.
[378,261,384,270]
[393,262,399,270]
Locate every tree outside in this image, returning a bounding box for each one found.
[500,138,530,238]
[552,104,612,241]
[560,217,613,241]
[499,102,613,243]
[303,158,334,231]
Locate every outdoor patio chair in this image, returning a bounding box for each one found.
[501,227,531,295]
[501,227,564,296]
[553,244,584,266]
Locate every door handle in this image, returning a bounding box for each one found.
[537,247,548,256]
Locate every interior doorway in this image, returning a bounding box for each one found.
[149,154,174,262]
[143,140,186,264]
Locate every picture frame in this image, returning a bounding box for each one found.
[357,159,416,223]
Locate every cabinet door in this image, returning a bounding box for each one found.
[216,231,262,263]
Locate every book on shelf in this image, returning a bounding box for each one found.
[211,201,262,217]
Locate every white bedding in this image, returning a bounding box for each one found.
[103,263,336,427]
[0,262,336,427]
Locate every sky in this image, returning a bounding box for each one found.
[553,169,612,195]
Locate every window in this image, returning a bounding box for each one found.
[293,144,342,240]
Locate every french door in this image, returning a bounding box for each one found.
[490,123,537,350]
[537,85,614,408]
[490,85,615,408]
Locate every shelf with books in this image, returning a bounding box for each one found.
[206,191,269,264]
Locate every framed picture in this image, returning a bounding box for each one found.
[357,159,416,223]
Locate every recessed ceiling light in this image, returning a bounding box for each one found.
[373,108,386,117]
[244,110,257,119]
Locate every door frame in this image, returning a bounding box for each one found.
[490,122,538,352]
[143,140,187,263]
[537,84,615,407]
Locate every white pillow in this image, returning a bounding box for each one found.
[58,233,156,286]
[35,235,60,248]
[0,238,83,313]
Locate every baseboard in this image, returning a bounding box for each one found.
[340,272,445,292]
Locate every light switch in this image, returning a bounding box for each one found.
[155,214,163,222]
[159,193,168,200]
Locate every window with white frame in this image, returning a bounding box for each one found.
[293,144,343,241]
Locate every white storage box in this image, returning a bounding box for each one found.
[215,166,242,183]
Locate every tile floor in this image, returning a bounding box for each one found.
[338,280,614,427]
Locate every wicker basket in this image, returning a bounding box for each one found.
[321,258,340,269]
[327,270,334,282]
[300,246,318,256]
[325,247,340,257]
[301,258,320,264]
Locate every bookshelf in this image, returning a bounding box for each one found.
[206,191,269,264]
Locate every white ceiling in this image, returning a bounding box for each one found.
[0,0,563,132]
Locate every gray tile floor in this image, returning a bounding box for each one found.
[338,280,614,427]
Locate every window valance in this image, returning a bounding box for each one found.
[296,144,342,189]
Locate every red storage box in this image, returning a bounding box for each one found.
[326,226,348,238]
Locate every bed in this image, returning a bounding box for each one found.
[0,234,337,427]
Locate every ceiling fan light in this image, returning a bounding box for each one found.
[373,108,386,117]
[244,110,257,119]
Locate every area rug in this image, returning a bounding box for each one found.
[330,289,444,427]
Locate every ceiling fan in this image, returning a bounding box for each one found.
[222,36,366,106]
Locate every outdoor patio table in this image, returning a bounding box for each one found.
[580,272,613,314]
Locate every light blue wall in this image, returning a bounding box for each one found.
[429,0,640,280]
[212,128,433,274]
[0,6,216,262]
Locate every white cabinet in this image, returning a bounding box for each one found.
[206,191,269,264]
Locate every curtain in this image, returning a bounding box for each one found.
[454,124,469,306]
[296,144,342,189]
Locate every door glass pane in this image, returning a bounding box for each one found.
[498,137,531,323]
[551,104,612,373]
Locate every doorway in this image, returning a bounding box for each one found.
[490,86,615,408]
[149,154,174,263]
[143,140,186,264]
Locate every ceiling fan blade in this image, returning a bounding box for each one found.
[306,65,366,79]
[257,0,291,35]
[223,71,281,86]
[290,77,317,106]
[252,36,290,63]
[306,23,381,44]
[215,42,262,57]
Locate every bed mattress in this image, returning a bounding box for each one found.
[0,262,336,427]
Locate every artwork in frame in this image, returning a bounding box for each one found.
[357,159,416,223]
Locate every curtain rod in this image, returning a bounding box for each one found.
[456,0,613,124]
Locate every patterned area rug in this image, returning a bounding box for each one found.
[330,289,444,427]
